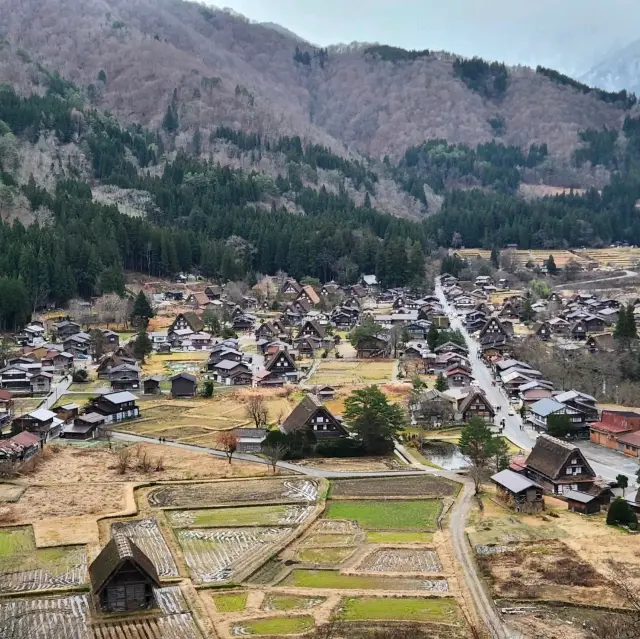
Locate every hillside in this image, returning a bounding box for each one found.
[0,0,629,171]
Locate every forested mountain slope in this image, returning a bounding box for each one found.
[0,0,630,166]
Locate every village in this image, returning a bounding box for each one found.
[0,258,640,639]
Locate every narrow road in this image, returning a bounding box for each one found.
[41,376,72,410]
[554,269,637,289]
[435,280,638,487]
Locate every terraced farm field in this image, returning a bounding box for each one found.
[330,476,458,499]
[178,527,290,583]
[357,548,442,574]
[0,587,203,638]
[148,478,318,507]
[0,527,87,594]
[281,569,449,591]
[169,505,314,528]
[326,500,442,530]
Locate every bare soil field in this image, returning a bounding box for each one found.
[147,478,318,508]
[295,457,405,473]
[356,548,442,574]
[21,443,269,483]
[330,476,458,499]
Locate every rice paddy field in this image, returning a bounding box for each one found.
[1,470,471,638]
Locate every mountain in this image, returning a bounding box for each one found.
[581,39,640,95]
[0,0,629,169]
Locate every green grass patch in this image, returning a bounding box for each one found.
[0,527,32,557]
[53,394,96,408]
[212,590,248,612]
[337,596,461,623]
[296,547,355,565]
[241,616,314,635]
[366,531,434,544]
[326,500,442,530]
[169,505,294,527]
[282,570,445,591]
[262,594,325,611]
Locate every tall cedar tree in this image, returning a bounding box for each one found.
[546,255,558,275]
[131,291,154,327]
[132,328,153,362]
[343,386,406,455]
[427,324,439,352]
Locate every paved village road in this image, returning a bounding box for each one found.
[435,280,639,488]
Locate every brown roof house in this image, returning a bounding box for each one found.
[280,394,347,440]
[265,349,298,382]
[522,434,596,495]
[169,312,204,334]
[170,373,197,398]
[89,534,160,613]
[296,285,321,306]
[458,391,495,422]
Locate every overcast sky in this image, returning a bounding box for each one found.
[214,0,638,75]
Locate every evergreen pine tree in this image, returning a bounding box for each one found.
[132,328,153,363]
[131,291,154,328]
[490,247,500,269]
[626,304,637,339]
[546,255,558,275]
[427,323,439,352]
[434,372,448,392]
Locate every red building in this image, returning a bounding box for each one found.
[590,410,640,451]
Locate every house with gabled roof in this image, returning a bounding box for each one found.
[90,534,160,613]
[265,349,298,380]
[296,285,321,306]
[169,312,204,334]
[299,320,327,340]
[280,394,347,440]
[458,391,496,422]
[527,398,584,434]
[520,434,595,495]
[281,279,302,295]
[86,392,140,424]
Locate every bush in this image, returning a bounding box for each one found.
[72,369,89,383]
[606,497,638,527]
[315,438,368,458]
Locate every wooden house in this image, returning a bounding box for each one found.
[522,434,595,495]
[355,335,390,359]
[265,349,298,380]
[280,394,347,440]
[535,321,552,341]
[256,322,279,341]
[204,285,223,300]
[102,330,120,348]
[445,365,473,388]
[169,313,204,334]
[89,534,160,613]
[280,279,302,295]
[170,373,197,398]
[142,376,162,395]
[62,413,105,440]
[109,364,141,392]
[491,469,544,513]
[186,291,210,309]
[299,320,326,340]
[585,333,616,353]
[316,386,335,401]
[52,320,81,340]
[0,430,41,463]
[458,391,495,422]
[54,403,80,424]
[565,490,601,515]
[86,392,140,424]
[296,285,321,306]
[12,408,61,441]
[233,428,267,453]
[214,361,253,386]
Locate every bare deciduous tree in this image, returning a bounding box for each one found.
[262,442,287,474]
[116,447,132,474]
[245,394,268,428]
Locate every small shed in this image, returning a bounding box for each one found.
[143,376,162,395]
[170,372,197,398]
[491,469,544,513]
[89,534,160,613]
[54,403,80,424]
[234,428,267,453]
[565,490,601,515]
[316,386,335,401]
[63,413,106,440]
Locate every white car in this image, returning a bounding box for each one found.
[508,407,515,416]
[471,380,480,388]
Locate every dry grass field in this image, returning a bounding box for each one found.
[308,360,396,387]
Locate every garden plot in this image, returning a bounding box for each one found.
[300,532,360,547]
[295,547,356,565]
[330,476,458,499]
[231,616,315,636]
[282,569,449,592]
[169,505,314,528]
[357,549,442,574]
[337,596,462,625]
[178,527,290,583]
[0,527,87,594]
[111,518,178,578]
[148,478,318,508]
[0,587,203,639]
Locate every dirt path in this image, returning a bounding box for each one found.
[449,480,512,639]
